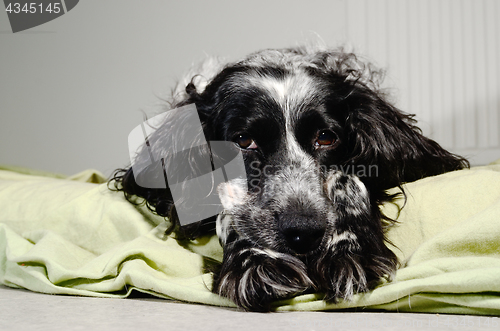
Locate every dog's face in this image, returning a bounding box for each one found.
[114,47,468,311]
[208,64,351,249]
[207,60,379,249]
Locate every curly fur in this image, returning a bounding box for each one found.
[111,46,468,311]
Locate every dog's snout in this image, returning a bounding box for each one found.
[278,214,325,254]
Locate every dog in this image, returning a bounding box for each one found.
[111,46,468,311]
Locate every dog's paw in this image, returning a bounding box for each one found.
[212,243,313,311]
[319,251,396,302]
[321,254,370,302]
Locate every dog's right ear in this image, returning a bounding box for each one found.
[110,60,236,236]
[110,165,174,218]
[110,102,218,235]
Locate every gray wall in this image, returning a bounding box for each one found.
[0,0,346,176]
[1,0,498,176]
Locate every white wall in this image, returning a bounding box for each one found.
[1,0,498,177]
[343,0,500,166]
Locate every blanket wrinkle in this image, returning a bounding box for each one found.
[1,163,500,314]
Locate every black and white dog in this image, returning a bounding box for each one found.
[112,47,468,311]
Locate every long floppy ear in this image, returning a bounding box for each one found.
[111,55,228,238]
[343,86,469,191]
[110,102,220,238]
[311,49,469,190]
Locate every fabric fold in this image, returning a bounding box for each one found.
[1,162,500,314]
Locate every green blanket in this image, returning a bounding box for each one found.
[1,162,500,315]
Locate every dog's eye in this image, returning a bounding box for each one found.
[315,130,338,148]
[234,134,258,150]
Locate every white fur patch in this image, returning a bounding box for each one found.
[328,231,358,247]
[215,212,232,245]
[253,72,315,111]
[217,178,248,210]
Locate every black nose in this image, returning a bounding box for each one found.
[278,214,325,254]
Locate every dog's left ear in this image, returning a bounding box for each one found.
[343,88,469,190]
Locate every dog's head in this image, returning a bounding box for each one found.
[112,47,468,310]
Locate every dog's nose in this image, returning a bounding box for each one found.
[278,214,325,254]
[283,228,325,254]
